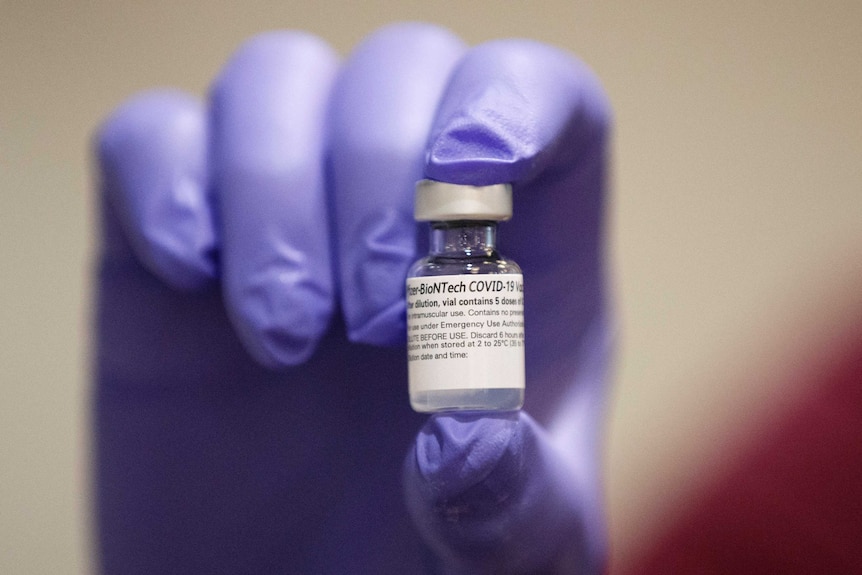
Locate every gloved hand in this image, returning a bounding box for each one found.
[95,22,611,575]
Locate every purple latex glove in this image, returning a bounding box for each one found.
[95,22,611,575]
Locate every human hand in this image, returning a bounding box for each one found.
[95,22,610,574]
[398,31,612,575]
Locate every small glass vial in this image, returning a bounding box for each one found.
[406,180,525,413]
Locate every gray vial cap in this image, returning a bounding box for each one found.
[414,180,513,221]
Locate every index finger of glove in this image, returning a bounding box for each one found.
[426,39,611,267]
[425,41,613,393]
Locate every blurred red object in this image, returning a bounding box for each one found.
[624,322,862,574]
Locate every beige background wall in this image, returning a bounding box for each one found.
[2,1,861,572]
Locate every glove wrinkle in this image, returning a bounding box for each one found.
[233,260,328,368]
[345,207,414,345]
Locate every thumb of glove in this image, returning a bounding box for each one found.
[404,412,604,574]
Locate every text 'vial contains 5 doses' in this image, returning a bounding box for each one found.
[406,180,525,413]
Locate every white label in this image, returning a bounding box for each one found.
[406,274,525,392]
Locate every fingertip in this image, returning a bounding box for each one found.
[211,31,338,370]
[229,272,333,369]
[97,90,216,291]
[425,39,612,186]
[412,411,523,499]
[406,412,597,572]
[406,411,532,564]
[227,29,336,64]
[329,23,466,348]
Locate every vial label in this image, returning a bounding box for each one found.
[406,274,525,393]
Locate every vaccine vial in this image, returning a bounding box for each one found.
[406,180,525,413]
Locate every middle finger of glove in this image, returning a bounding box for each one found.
[328,23,466,346]
[211,32,339,368]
